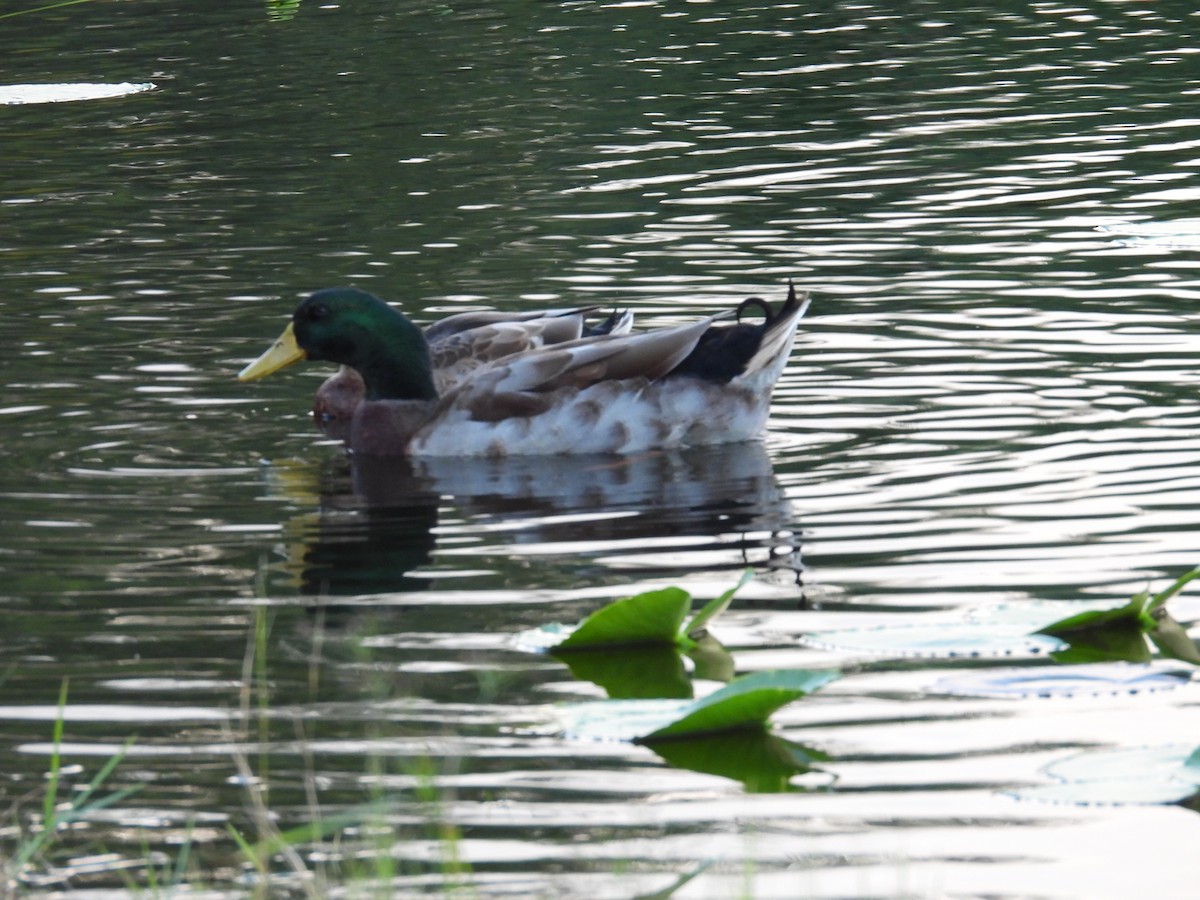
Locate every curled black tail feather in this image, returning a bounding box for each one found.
[736,296,773,323]
[667,282,801,384]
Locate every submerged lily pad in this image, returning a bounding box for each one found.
[802,622,1065,659]
[932,662,1194,699]
[1013,778,1200,806]
[1008,744,1200,806]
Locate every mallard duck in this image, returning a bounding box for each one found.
[239,285,809,457]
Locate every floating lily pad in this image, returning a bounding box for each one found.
[0,82,155,105]
[802,622,1065,659]
[1047,623,1153,665]
[640,669,839,742]
[1008,744,1200,806]
[1042,567,1200,635]
[555,586,691,651]
[932,662,1194,699]
[805,569,1200,665]
[1046,745,1200,785]
[556,697,695,743]
[555,669,839,743]
[1012,778,1200,806]
[515,573,749,696]
[549,570,754,653]
[1038,568,1200,665]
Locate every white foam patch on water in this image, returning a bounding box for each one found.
[0,82,155,105]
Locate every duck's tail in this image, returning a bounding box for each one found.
[742,281,810,378]
[666,282,810,384]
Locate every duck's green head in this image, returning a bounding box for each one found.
[238,287,437,401]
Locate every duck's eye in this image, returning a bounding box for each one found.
[307,303,330,321]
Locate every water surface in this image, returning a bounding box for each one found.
[4,1,1200,897]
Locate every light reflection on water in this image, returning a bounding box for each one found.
[3,0,1200,895]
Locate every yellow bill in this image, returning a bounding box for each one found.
[238,322,306,381]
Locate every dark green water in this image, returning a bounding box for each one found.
[4,1,1200,896]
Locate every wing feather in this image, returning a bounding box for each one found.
[422,307,597,343]
[460,317,715,398]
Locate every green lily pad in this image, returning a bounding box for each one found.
[1012,779,1200,806]
[806,568,1200,666]
[1048,623,1152,665]
[639,669,840,743]
[555,586,692,651]
[1040,567,1200,637]
[528,571,754,655]
[1038,567,1200,665]
[515,575,751,697]
[556,669,839,743]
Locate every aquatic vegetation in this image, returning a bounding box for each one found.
[554,669,839,744]
[553,670,841,792]
[551,573,747,652]
[1038,565,1200,665]
[515,574,840,790]
[10,565,1200,892]
[0,0,100,22]
[265,0,301,20]
[931,661,1193,700]
[2,682,139,893]
[519,571,749,697]
[1009,745,1200,807]
[805,567,1200,669]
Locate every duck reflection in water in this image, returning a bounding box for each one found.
[270,442,800,599]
